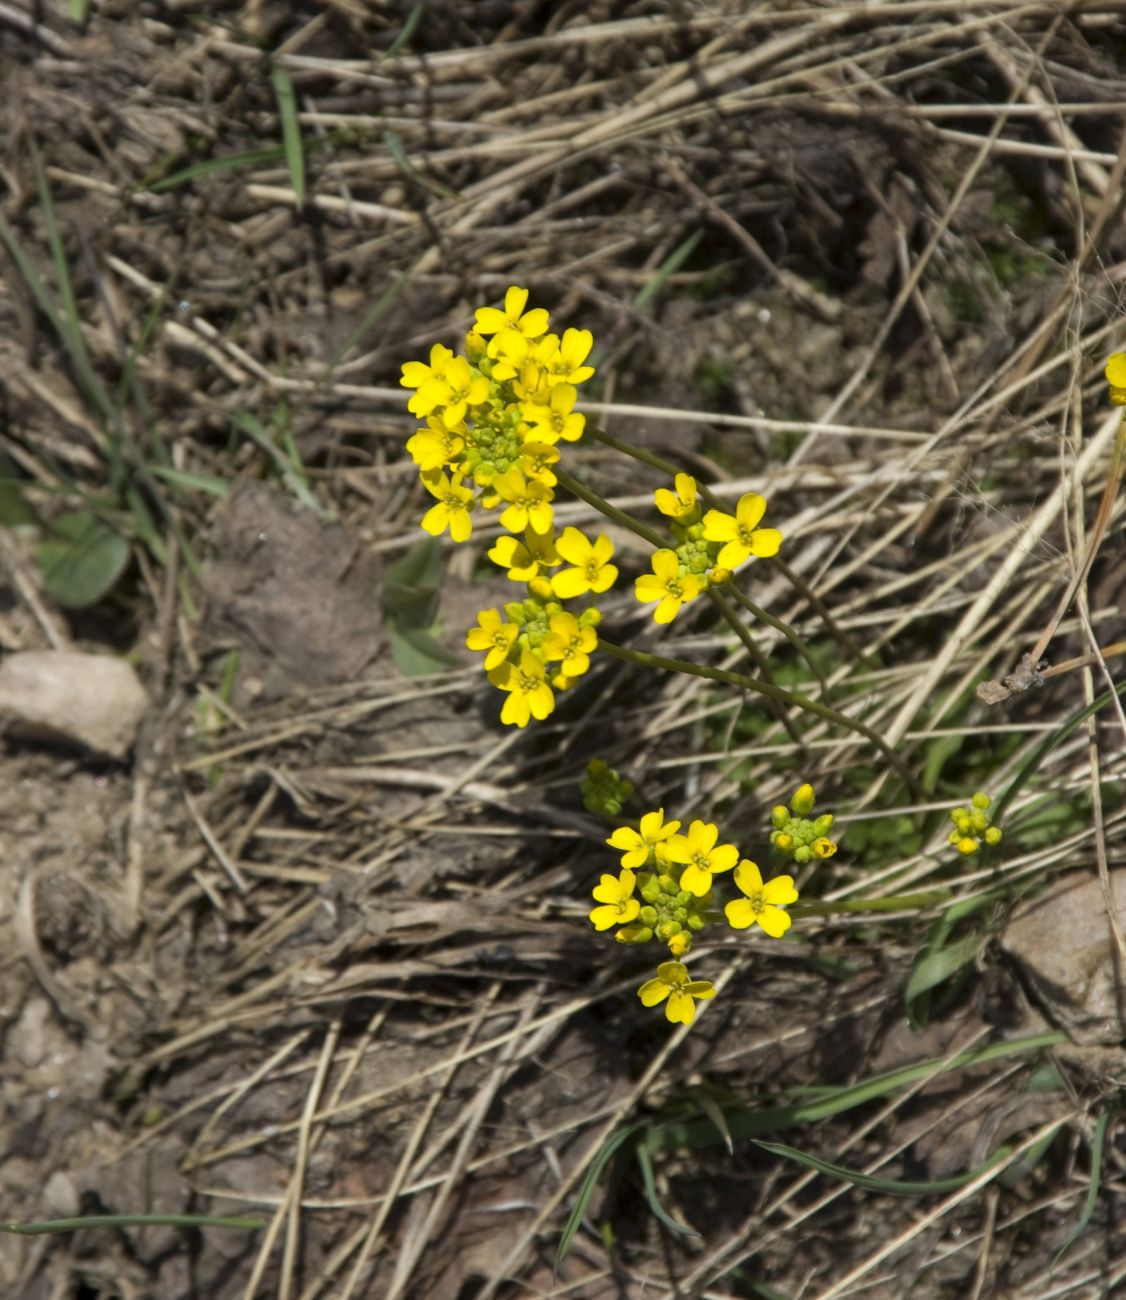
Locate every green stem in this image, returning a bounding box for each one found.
[588,423,866,674]
[598,638,925,800]
[792,889,952,916]
[554,466,666,550]
[708,590,805,748]
[717,584,830,697]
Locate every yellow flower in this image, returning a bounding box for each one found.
[589,868,640,931]
[606,808,681,869]
[420,471,474,542]
[520,440,560,487]
[724,860,798,937]
[406,416,465,473]
[474,285,550,341]
[1106,353,1126,405]
[492,469,554,534]
[634,550,701,624]
[488,526,559,581]
[654,473,698,522]
[637,961,716,1025]
[524,383,585,444]
[537,327,596,385]
[439,355,489,428]
[551,526,618,598]
[399,343,455,417]
[465,609,518,670]
[541,611,597,677]
[702,493,782,569]
[487,650,554,727]
[665,819,739,896]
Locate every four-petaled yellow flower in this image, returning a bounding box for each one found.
[399,343,455,417]
[406,416,465,473]
[438,355,489,428]
[488,650,554,727]
[724,860,799,937]
[589,868,640,931]
[607,808,682,869]
[465,609,518,670]
[1107,353,1126,406]
[654,473,698,521]
[634,550,701,624]
[637,961,716,1025]
[551,527,618,598]
[420,471,474,542]
[538,327,596,385]
[525,383,586,444]
[542,611,597,677]
[493,469,554,534]
[702,492,782,569]
[488,527,559,581]
[474,285,551,341]
[665,819,739,896]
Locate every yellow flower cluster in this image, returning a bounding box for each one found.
[635,472,783,624]
[401,287,614,727]
[591,806,799,1024]
[948,792,1002,855]
[770,783,838,864]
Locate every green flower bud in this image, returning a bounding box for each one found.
[639,874,661,904]
[972,792,991,810]
[984,826,1002,845]
[794,845,812,864]
[639,905,659,926]
[813,814,834,837]
[791,783,816,815]
[772,805,790,830]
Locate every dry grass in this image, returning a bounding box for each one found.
[2,2,1126,1298]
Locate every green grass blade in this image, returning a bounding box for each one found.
[635,1143,698,1236]
[381,3,423,60]
[232,412,325,517]
[272,67,305,205]
[633,230,704,312]
[145,147,285,193]
[148,466,231,498]
[555,1119,646,1273]
[318,253,423,386]
[753,1138,1019,1196]
[1051,1107,1110,1268]
[1,1213,264,1235]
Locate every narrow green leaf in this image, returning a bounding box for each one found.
[633,230,704,312]
[556,1120,647,1273]
[272,67,305,205]
[905,931,985,1021]
[148,466,230,498]
[635,1143,698,1236]
[381,3,424,61]
[146,147,285,193]
[753,1138,1014,1196]
[37,511,130,608]
[318,253,424,385]
[1052,1107,1110,1268]
[232,412,325,517]
[1,1213,263,1235]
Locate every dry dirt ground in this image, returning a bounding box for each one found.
[2,3,1126,1298]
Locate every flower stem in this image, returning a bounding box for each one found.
[554,466,666,550]
[792,889,952,916]
[707,590,805,748]
[598,638,925,800]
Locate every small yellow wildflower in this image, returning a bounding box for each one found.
[406,416,465,473]
[493,469,554,534]
[637,961,716,1025]
[1107,352,1126,406]
[524,383,585,444]
[465,609,518,670]
[589,867,640,931]
[542,611,597,677]
[438,355,489,428]
[702,492,782,568]
[724,860,798,937]
[399,343,455,417]
[474,285,550,342]
[420,471,474,542]
[487,650,554,727]
[654,473,699,522]
[551,527,618,598]
[520,440,560,487]
[634,550,701,624]
[537,327,596,385]
[488,526,559,581]
[606,808,682,869]
[665,819,739,896]
[948,792,1002,854]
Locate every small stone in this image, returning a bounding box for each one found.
[0,651,147,760]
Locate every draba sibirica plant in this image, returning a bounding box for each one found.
[948,792,1003,855]
[594,799,802,1024]
[400,285,785,727]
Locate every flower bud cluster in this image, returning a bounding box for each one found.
[948,792,1002,855]
[581,759,634,818]
[770,783,837,863]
